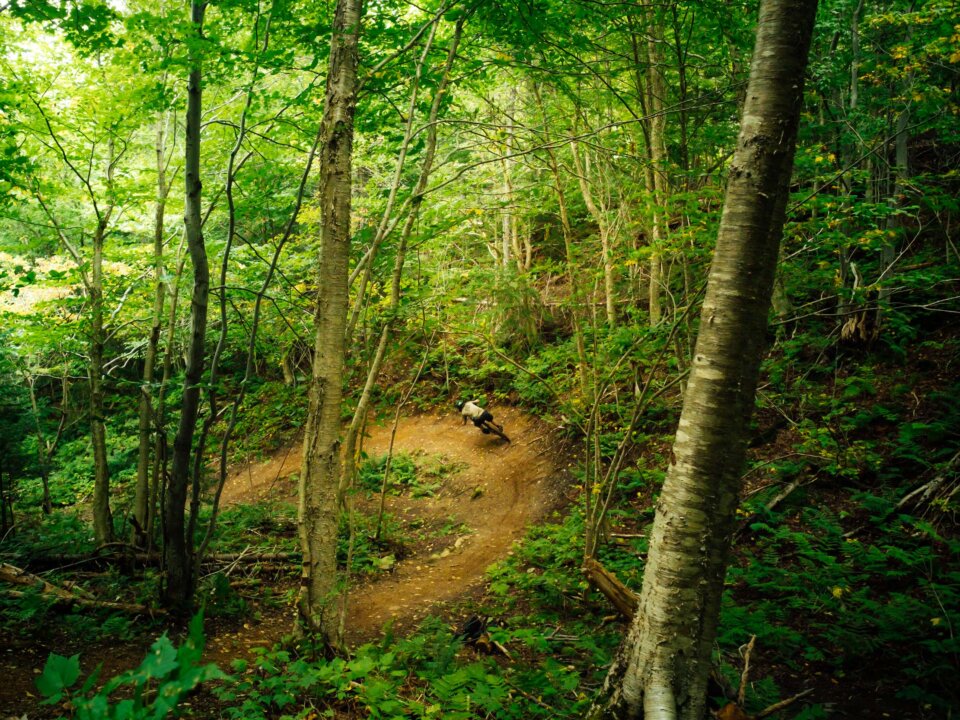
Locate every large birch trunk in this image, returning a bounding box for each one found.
[297,0,363,650]
[162,0,208,612]
[590,1,818,718]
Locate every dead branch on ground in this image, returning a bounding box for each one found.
[0,562,163,616]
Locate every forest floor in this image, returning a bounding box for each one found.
[0,407,562,718]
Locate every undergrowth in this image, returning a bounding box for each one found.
[214,616,590,719]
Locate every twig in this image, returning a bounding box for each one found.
[737,636,756,707]
[754,688,815,719]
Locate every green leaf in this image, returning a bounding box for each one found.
[348,655,377,680]
[78,662,103,695]
[37,653,81,702]
[134,635,179,682]
[177,608,206,668]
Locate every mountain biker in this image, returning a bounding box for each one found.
[455,399,505,438]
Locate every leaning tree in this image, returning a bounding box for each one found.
[589,0,819,717]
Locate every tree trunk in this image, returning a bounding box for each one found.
[533,85,591,400]
[162,0,208,613]
[646,4,668,327]
[571,140,617,326]
[341,18,462,502]
[27,374,65,516]
[134,113,171,545]
[297,0,363,651]
[501,83,516,271]
[836,0,864,330]
[90,141,115,546]
[27,96,115,544]
[589,1,817,718]
[880,91,911,308]
[149,250,186,550]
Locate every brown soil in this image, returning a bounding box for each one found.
[217,406,558,643]
[344,408,556,642]
[0,407,560,717]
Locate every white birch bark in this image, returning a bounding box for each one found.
[590,1,818,717]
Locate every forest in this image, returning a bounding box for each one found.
[0,0,958,717]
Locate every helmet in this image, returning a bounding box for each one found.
[454,399,465,410]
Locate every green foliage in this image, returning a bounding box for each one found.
[216,615,589,719]
[0,510,94,558]
[210,501,297,553]
[199,571,249,618]
[358,452,418,492]
[722,504,960,712]
[0,0,958,715]
[0,585,54,636]
[488,511,588,616]
[338,509,404,577]
[491,271,546,352]
[37,610,228,719]
[228,381,307,463]
[357,451,466,498]
[0,333,32,515]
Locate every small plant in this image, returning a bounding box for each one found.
[211,501,298,553]
[199,571,249,617]
[357,451,465,498]
[36,610,227,719]
[215,615,590,718]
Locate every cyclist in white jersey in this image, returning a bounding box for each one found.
[455,399,504,436]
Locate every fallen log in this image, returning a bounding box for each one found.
[0,563,164,616]
[13,550,300,571]
[582,558,639,620]
[1,562,79,601]
[2,589,164,616]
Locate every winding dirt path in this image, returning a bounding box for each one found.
[217,407,557,644]
[344,408,556,641]
[0,409,559,717]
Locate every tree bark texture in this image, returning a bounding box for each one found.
[297,0,363,650]
[149,251,186,549]
[590,1,818,718]
[646,4,668,327]
[90,142,115,546]
[134,113,171,544]
[163,0,208,612]
[584,557,639,620]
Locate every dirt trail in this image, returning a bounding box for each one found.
[0,409,558,717]
[344,408,555,642]
[217,407,557,644]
